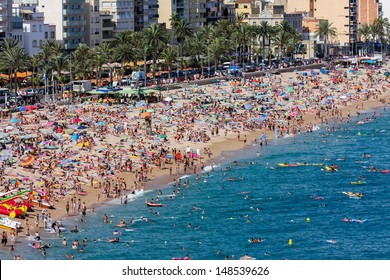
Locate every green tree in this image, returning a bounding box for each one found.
[358,24,372,55]
[315,20,337,59]
[161,46,178,79]
[143,23,169,78]
[0,38,28,99]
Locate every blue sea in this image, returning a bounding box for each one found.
[2,108,390,260]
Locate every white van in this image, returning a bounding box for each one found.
[223,62,231,70]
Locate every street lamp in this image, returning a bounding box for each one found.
[207,42,210,78]
[69,53,73,101]
[143,47,147,88]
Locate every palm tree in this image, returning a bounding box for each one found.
[209,37,229,72]
[233,24,255,64]
[50,54,67,97]
[172,18,192,71]
[169,12,181,30]
[28,55,42,91]
[257,21,272,61]
[73,44,92,80]
[91,47,105,87]
[315,20,337,59]
[372,17,390,53]
[97,42,114,85]
[38,40,63,98]
[358,24,372,55]
[143,23,169,78]
[161,46,178,79]
[185,31,205,67]
[0,38,28,98]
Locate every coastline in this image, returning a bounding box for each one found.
[3,65,390,249]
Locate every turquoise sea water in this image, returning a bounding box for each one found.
[1,108,390,260]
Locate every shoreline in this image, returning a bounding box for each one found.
[2,65,390,250]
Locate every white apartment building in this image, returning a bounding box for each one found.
[21,10,56,55]
[85,0,101,46]
[38,0,85,51]
[100,0,135,32]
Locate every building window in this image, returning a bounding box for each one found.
[32,40,37,47]
[50,31,55,38]
[32,25,37,32]
[45,32,48,39]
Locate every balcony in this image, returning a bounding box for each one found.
[63,43,80,50]
[63,9,84,16]
[102,22,113,28]
[63,31,84,38]
[63,20,84,27]
[63,0,83,4]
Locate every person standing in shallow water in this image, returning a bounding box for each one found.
[103,214,108,223]
[66,201,70,216]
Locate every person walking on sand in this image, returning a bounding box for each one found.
[66,201,70,216]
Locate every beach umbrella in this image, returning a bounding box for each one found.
[21,155,35,167]
[44,146,59,150]
[244,104,253,110]
[0,154,10,161]
[19,135,34,140]
[77,125,87,130]
[159,134,167,139]
[38,128,50,134]
[10,118,19,123]
[164,97,173,102]
[119,135,128,141]
[0,132,9,139]
[0,138,10,144]
[71,134,79,141]
[147,109,154,113]
[5,126,14,131]
[65,128,74,135]
[73,118,82,123]
[18,106,27,112]
[46,121,55,127]
[55,133,63,139]
[96,121,106,126]
[141,112,151,118]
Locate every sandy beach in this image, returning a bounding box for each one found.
[1,62,389,251]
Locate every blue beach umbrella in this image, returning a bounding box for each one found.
[10,118,19,123]
[77,125,87,130]
[96,121,106,126]
[71,134,79,141]
[18,106,27,112]
[244,104,253,110]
